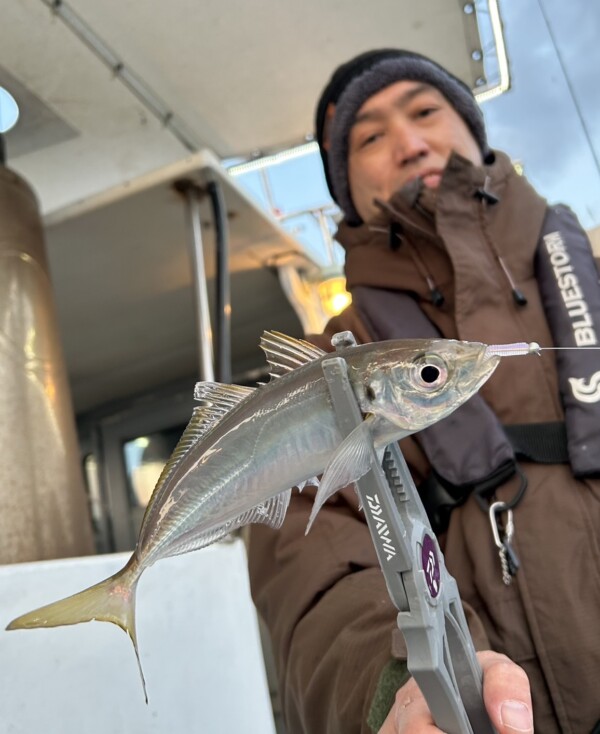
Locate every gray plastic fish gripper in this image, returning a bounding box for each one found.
[321,341,497,734]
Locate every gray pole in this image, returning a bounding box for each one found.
[182,184,215,382]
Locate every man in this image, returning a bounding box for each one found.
[249,49,600,734]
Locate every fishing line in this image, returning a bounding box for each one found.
[485,342,600,359]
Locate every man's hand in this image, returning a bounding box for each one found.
[378,651,533,733]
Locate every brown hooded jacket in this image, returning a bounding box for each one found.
[248,151,600,734]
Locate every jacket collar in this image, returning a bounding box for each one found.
[334,150,547,304]
[336,150,516,251]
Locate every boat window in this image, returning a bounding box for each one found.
[123,426,185,509]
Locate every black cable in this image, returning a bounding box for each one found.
[207,181,231,384]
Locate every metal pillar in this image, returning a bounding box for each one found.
[0,165,94,563]
[182,184,215,383]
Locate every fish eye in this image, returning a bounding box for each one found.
[420,364,440,383]
[412,354,448,390]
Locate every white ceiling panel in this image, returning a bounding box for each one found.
[2,0,483,214]
[66,0,482,155]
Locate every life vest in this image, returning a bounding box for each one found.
[352,205,600,530]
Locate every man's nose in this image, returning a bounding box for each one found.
[391,124,429,166]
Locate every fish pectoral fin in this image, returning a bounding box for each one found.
[353,447,384,510]
[353,486,363,512]
[306,419,375,534]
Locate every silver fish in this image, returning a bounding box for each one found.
[5,331,523,697]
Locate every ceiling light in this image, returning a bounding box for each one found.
[0,87,19,133]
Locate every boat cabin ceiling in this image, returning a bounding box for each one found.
[0,1,545,415]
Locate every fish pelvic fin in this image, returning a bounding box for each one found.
[6,554,148,703]
[305,417,375,534]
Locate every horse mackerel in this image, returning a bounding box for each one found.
[6,330,526,698]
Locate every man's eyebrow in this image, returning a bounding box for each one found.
[353,84,433,125]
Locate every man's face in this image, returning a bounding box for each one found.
[347,80,483,222]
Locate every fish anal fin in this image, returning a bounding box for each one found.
[163,489,293,559]
[240,488,292,529]
[306,419,375,533]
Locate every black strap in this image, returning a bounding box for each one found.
[419,423,568,533]
[418,474,462,536]
[591,719,600,734]
[503,422,569,464]
[419,459,517,535]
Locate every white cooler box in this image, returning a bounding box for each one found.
[0,538,276,734]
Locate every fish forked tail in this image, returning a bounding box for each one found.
[5,554,149,702]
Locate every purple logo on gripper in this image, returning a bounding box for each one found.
[421,534,440,598]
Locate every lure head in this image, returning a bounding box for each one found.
[348,338,501,433]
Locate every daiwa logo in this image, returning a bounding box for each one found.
[569,370,600,403]
[365,494,396,561]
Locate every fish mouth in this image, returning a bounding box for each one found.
[471,341,541,392]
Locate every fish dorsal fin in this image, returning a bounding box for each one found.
[163,488,293,559]
[260,331,326,379]
[146,382,255,510]
[188,382,254,448]
[194,381,255,411]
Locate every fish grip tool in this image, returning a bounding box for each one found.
[321,349,497,734]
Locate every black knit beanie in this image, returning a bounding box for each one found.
[315,49,490,225]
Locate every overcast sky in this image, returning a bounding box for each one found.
[482,0,600,229]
